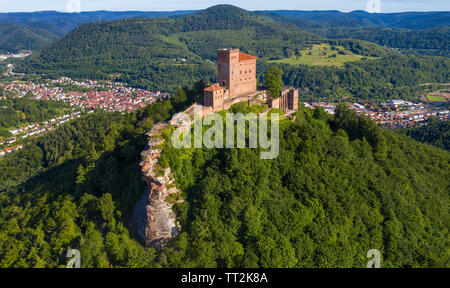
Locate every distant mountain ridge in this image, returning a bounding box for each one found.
[0,8,449,54]
[1,9,448,34]
[260,10,450,30]
[0,22,60,53]
[0,10,197,34]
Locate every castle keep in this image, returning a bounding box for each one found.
[202,48,298,115]
[204,48,258,111]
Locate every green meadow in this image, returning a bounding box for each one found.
[269,43,375,67]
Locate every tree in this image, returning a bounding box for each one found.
[99,193,115,224]
[172,87,187,111]
[264,66,283,98]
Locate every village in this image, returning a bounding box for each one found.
[304,99,449,129]
[0,77,166,112]
[0,72,449,157]
[0,77,168,157]
[0,111,83,157]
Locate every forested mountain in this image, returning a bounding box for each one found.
[0,23,60,53]
[16,5,323,92]
[259,11,450,57]
[268,54,449,101]
[0,7,448,58]
[262,10,450,30]
[2,10,448,35]
[313,27,449,58]
[0,100,448,267]
[0,10,196,34]
[16,5,450,101]
[0,11,197,53]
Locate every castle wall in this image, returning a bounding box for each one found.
[237,59,257,96]
[288,89,299,111]
[270,88,299,114]
[270,97,280,109]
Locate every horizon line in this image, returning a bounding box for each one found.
[0,9,449,14]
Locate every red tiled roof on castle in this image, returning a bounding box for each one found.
[204,83,224,92]
[239,53,257,62]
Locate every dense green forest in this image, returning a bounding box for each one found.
[1,10,448,35]
[0,97,448,267]
[157,104,449,268]
[0,4,449,269]
[399,119,450,151]
[16,5,449,101]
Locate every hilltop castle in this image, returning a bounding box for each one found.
[200,48,298,116]
[204,48,258,110]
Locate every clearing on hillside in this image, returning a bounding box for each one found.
[269,43,375,67]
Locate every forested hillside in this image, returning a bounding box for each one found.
[260,11,450,57]
[0,100,448,267]
[308,27,449,57]
[0,23,60,53]
[263,10,450,30]
[16,5,322,92]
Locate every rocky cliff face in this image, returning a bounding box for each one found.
[133,122,181,248]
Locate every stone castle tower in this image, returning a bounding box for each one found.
[202,48,298,115]
[204,48,257,111]
[217,48,257,97]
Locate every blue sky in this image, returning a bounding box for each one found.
[0,0,448,13]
